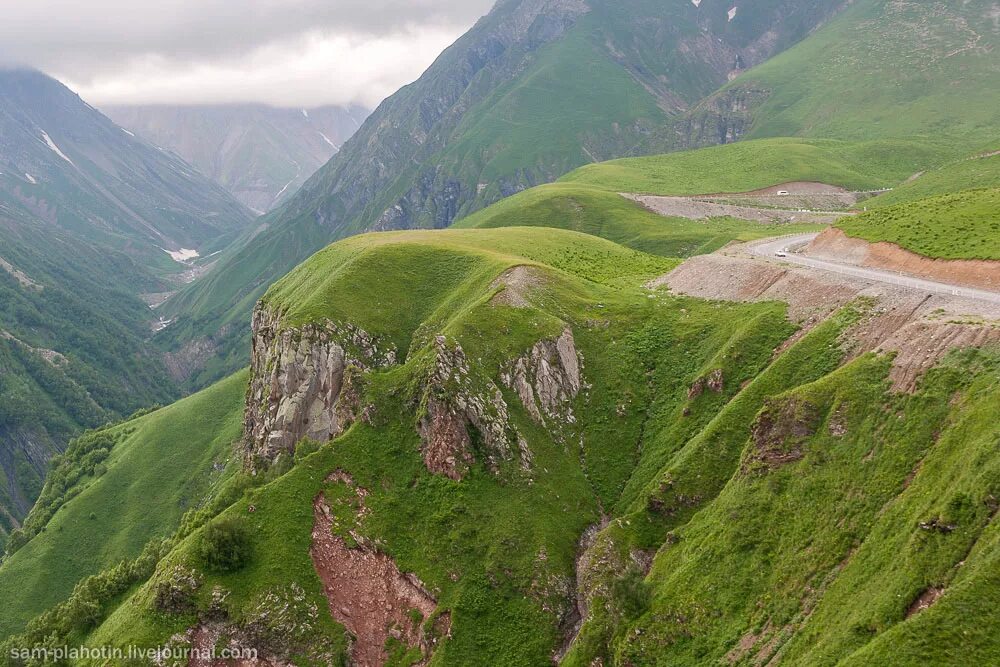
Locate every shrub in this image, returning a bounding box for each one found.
[611,567,651,620]
[197,517,253,573]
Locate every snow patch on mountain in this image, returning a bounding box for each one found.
[41,131,75,166]
[163,248,200,263]
[318,131,339,150]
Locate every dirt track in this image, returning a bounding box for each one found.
[624,194,847,224]
[806,227,1000,292]
[623,181,875,223]
[654,239,1000,392]
[748,234,1000,305]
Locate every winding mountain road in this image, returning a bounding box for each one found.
[747,234,1000,305]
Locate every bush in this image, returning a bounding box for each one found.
[197,517,253,573]
[611,567,651,620]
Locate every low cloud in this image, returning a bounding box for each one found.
[0,0,496,108]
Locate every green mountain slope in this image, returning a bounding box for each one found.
[157,0,849,387]
[455,137,954,256]
[559,137,948,195]
[0,371,246,638]
[454,182,822,257]
[866,146,1000,208]
[838,187,1000,260]
[4,219,996,665]
[695,0,1000,145]
[0,70,255,544]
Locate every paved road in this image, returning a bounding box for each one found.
[746,234,1000,305]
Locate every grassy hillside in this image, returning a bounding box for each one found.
[838,188,1000,260]
[566,347,1000,666]
[156,0,849,388]
[559,137,948,195]
[719,0,1000,144]
[1,228,796,661]
[0,371,246,638]
[455,183,822,257]
[3,226,998,666]
[0,71,255,534]
[867,148,1000,208]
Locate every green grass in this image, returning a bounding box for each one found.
[264,226,675,334]
[15,227,799,664]
[560,137,946,195]
[455,182,823,257]
[838,188,1000,260]
[6,223,1000,666]
[0,371,247,638]
[725,0,1000,144]
[565,339,1000,666]
[867,149,1000,208]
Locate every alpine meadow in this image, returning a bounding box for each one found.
[0,1,998,666]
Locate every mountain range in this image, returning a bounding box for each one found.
[106,104,369,213]
[0,0,999,665]
[0,68,255,547]
[158,0,1000,390]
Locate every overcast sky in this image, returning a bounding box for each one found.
[0,0,497,109]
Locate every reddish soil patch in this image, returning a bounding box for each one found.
[808,227,1000,292]
[310,490,443,667]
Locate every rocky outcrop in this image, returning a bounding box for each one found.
[501,328,583,426]
[418,336,523,480]
[671,80,768,146]
[742,397,821,474]
[244,304,395,469]
[688,369,725,399]
[417,329,585,480]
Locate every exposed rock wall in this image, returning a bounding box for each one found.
[244,304,396,469]
[418,329,584,480]
[501,327,583,426]
[418,336,520,480]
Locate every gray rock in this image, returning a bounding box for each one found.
[244,304,395,470]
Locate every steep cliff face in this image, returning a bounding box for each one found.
[243,305,396,469]
[668,83,771,149]
[245,305,587,481]
[417,329,584,480]
[417,336,521,480]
